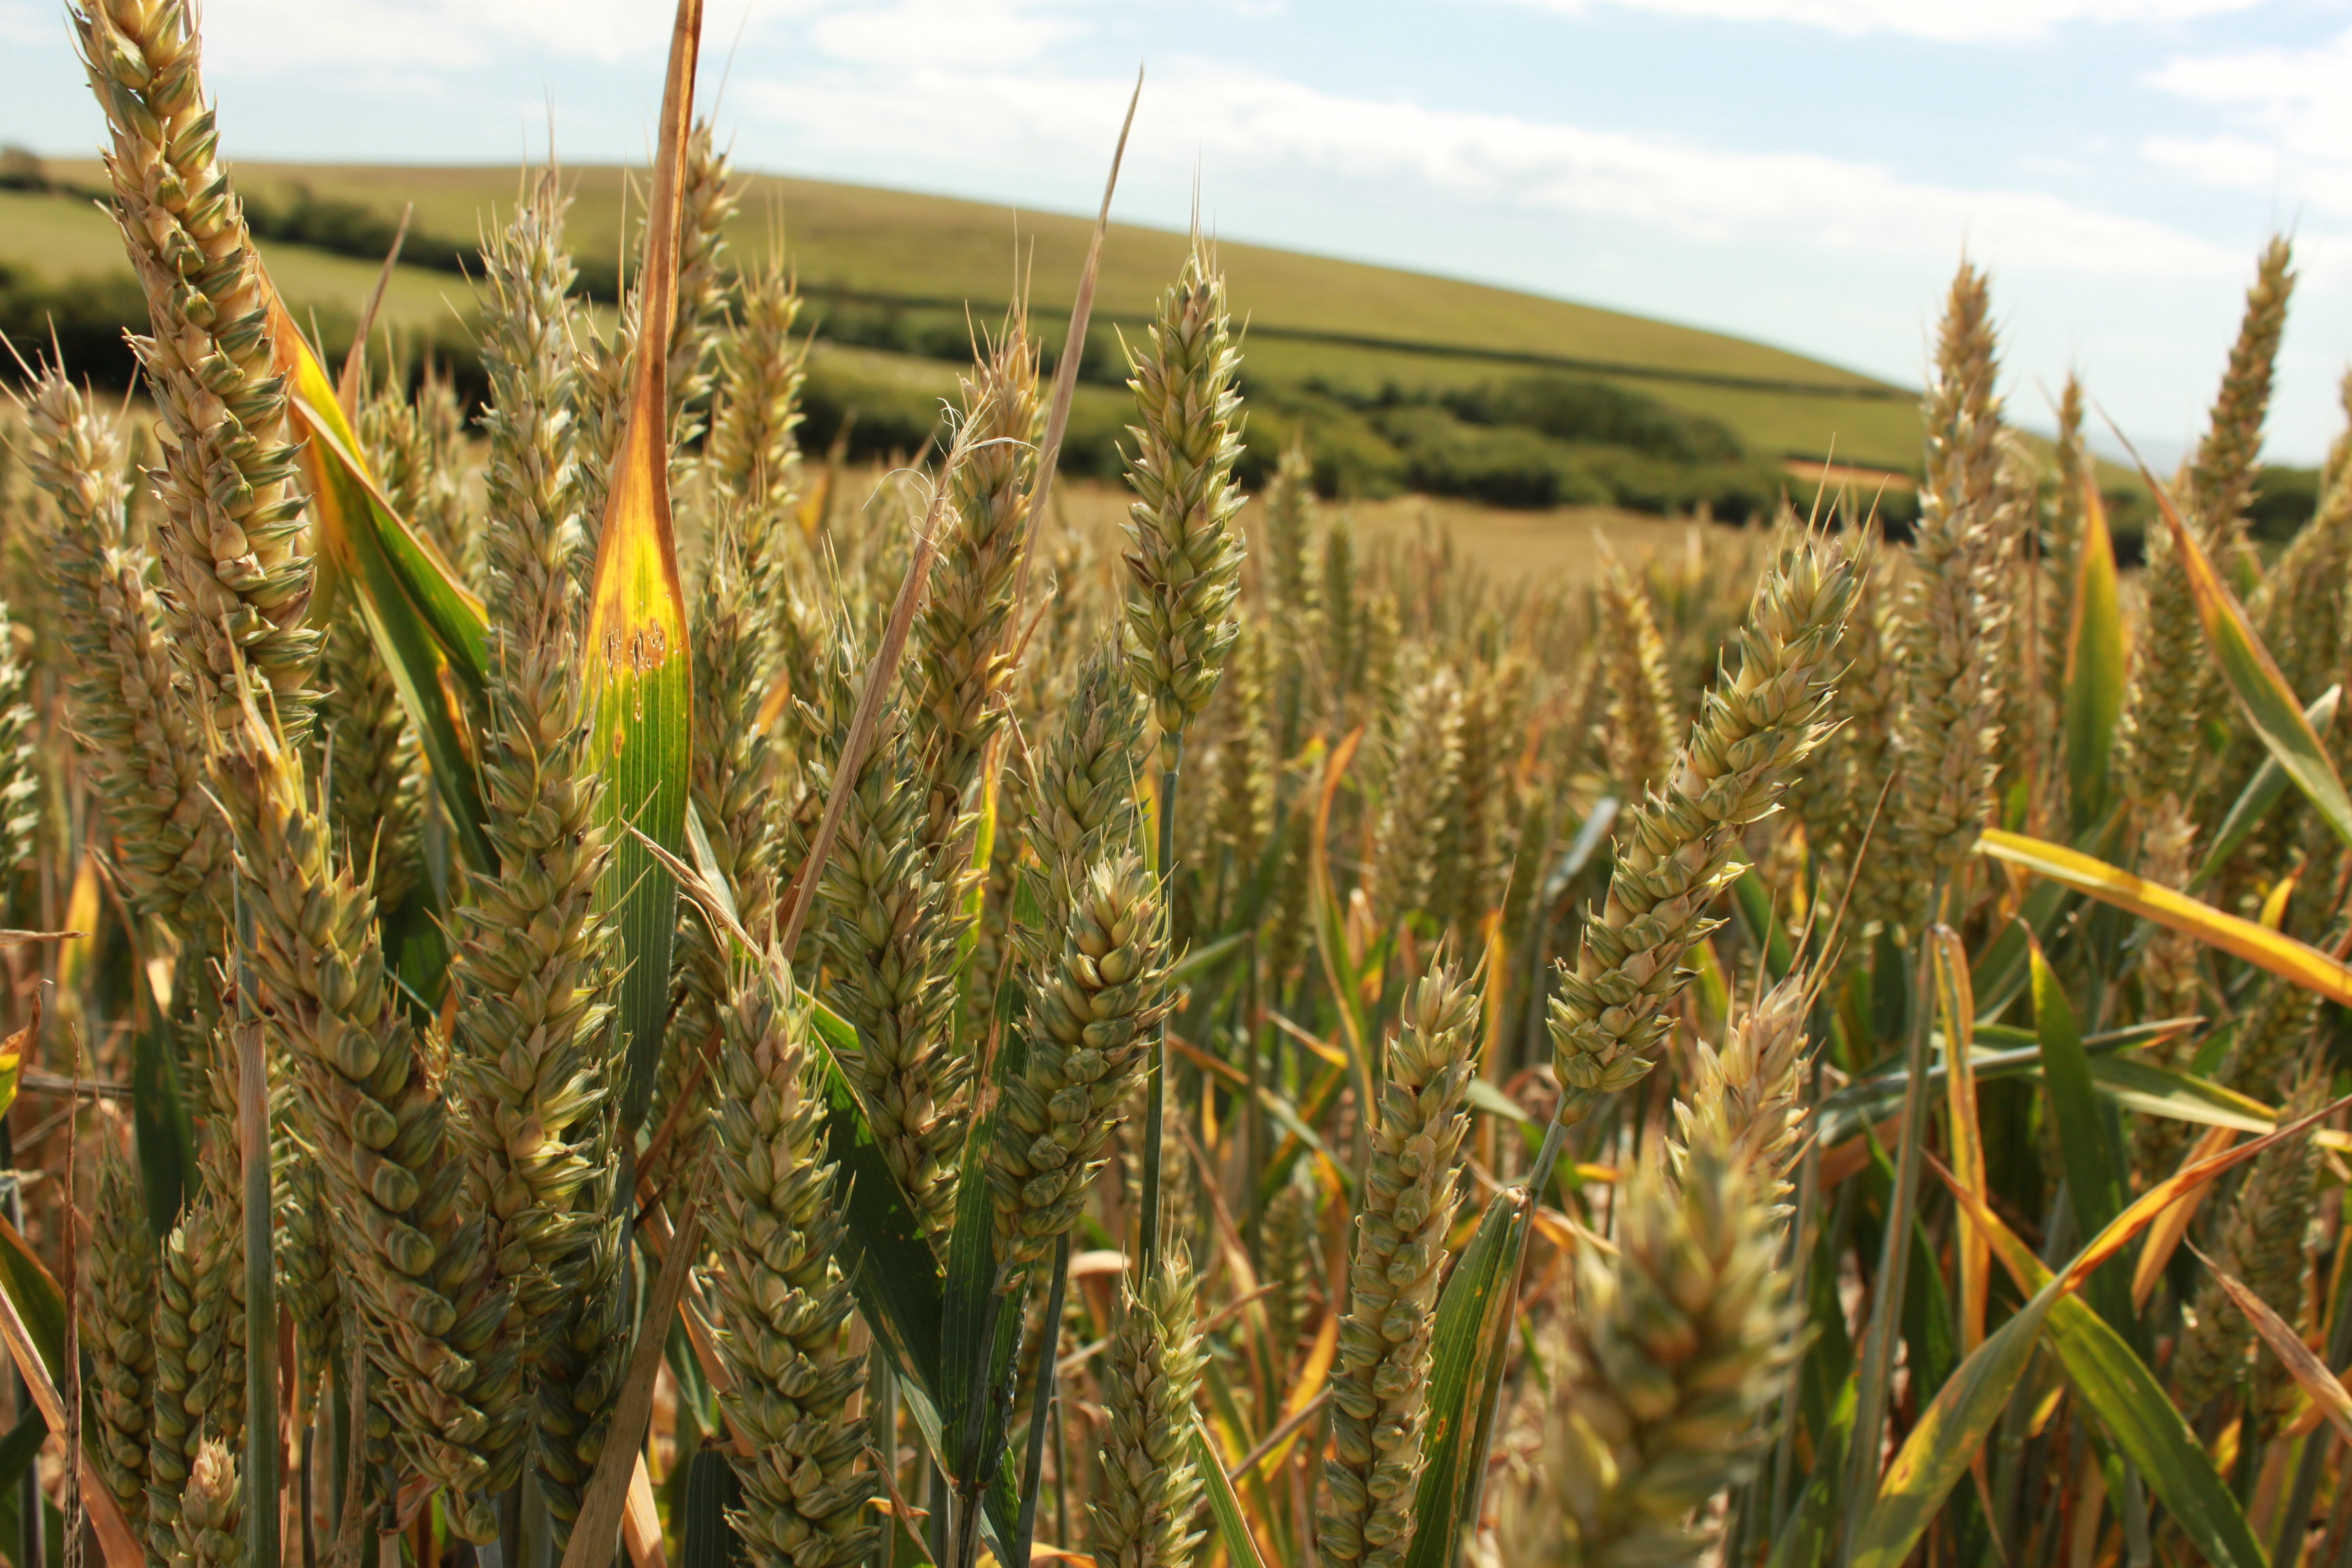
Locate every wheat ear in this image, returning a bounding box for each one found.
[1319,962,1482,1568]
[990,851,1173,1276]
[706,952,879,1568]
[1547,534,1855,1124]
[1090,1247,1209,1568]
[22,370,223,933]
[85,1148,157,1544]
[70,0,317,730]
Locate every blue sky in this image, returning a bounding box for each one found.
[8,0,2352,461]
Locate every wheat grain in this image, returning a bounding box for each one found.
[167,1439,244,1568]
[1547,533,1854,1124]
[804,636,965,1230]
[70,0,318,729]
[1499,1137,1796,1568]
[1123,239,1247,769]
[990,851,1173,1276]
[220,717,523,1543]
[22,370,223,934]
[85,1149,156,1544]
[914,323,1042,855]
[2174,1062,2326,1414]
[1319,961,1481,1568]
[1891,263,2016,903]
[1595,554,1678,796]
[706,952,878,1568]
[1091,1247,1207,1568]
[1367,666,1462,933]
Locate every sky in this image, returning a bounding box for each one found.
[7,1,2352,461]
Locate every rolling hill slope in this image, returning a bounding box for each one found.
[7,158,1926,479]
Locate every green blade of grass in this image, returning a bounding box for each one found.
[1812,1019,2183,1147]
[1961,1173,2267,1568]
[2146,463,2352,849]
[0,1222,63,1385]
[269,287,489,696]
[2063,474,2126,834]
[1766,1375,1854,1568]
[1979,827,2352,1007]
[129,1013,197,1243]
[2085,1056,2295,1138]
[2031,943,2134,1330]
[937,1100,1025,1558]
[1968,811,2120,1020]
[1192,1414,1273,1568]
[284,392,494,871]
[583,0,700,1132]
[805,1000,947,1397]
[2196,685,2342,889]
[1400,1175,1533,1568]
[679,1448,742,1568]
[1852,1099,2345,1568]
[1847,1284,2052,1568]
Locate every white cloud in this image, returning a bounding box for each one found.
[808,0,1081,67]
[1496,0,2258,44]
[2146,28,2352,220]
[0,2,45,45]
[2141,132,2278,193]
[742,59,2238,277]
[184,0,684,72]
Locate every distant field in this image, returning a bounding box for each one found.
[14,159,1927,474]
[0,188,473,338]
[1044,472,1725,589]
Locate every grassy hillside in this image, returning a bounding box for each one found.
[10,157,1925,478]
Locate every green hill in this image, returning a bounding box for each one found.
[3,155,1928,502]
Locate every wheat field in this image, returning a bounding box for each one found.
[6,6,2352,1568]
